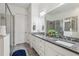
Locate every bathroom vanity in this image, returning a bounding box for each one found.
[29,34,79,56]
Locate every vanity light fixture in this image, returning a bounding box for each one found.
[40,10,46,16]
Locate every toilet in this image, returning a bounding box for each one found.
[11,45,29,56]
[12,49,26,56]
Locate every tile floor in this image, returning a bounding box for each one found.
[11,43,39,56]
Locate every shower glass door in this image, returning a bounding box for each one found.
[5,4,15,53]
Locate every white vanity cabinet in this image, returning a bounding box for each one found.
[31,35,78,56]
[31,35,45,56]
[44,41,78,56]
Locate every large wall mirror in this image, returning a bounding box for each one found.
[45,3,79,38]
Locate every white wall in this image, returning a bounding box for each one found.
[0,3,5,14]
[39,16,45,32]
[25,4,46,44]
[8,4,27,45]
[25,4,31,43]
[31,3,45,33]
[31,3,39,32]
[0,3,5,28]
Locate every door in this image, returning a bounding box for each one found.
[15,15,25,45]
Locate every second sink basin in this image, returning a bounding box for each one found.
[56,40,74,47]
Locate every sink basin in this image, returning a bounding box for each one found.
[56,40,74,47]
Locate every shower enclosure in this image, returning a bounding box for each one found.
[0,3,14,55]
[5,3,15,48]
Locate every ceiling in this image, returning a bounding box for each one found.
[8,3,62,12]
[8,3,61,15]
[8,3,30,8]
[47,3,79,15]
[38,3,60,13]
[45,3,79,21]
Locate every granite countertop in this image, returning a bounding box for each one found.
[32,33,79,55]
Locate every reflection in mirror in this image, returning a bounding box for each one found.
[64,16,78,32]
[45,3,79,39]
[33,25,36,31]
[71,16,78,32]
[46,20,63,38]
[64,22,71,31]
[42,25,44,31]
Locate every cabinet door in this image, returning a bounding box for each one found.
[36,37,45,56]
[45,41,62,56]
[32,36,40,54]
[38,39,45,56]
[31,35,35,47]
[35,37,40,54]
[33,36,37,50]
[39,39,45,52]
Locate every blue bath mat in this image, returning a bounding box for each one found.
[12,49,26,56]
